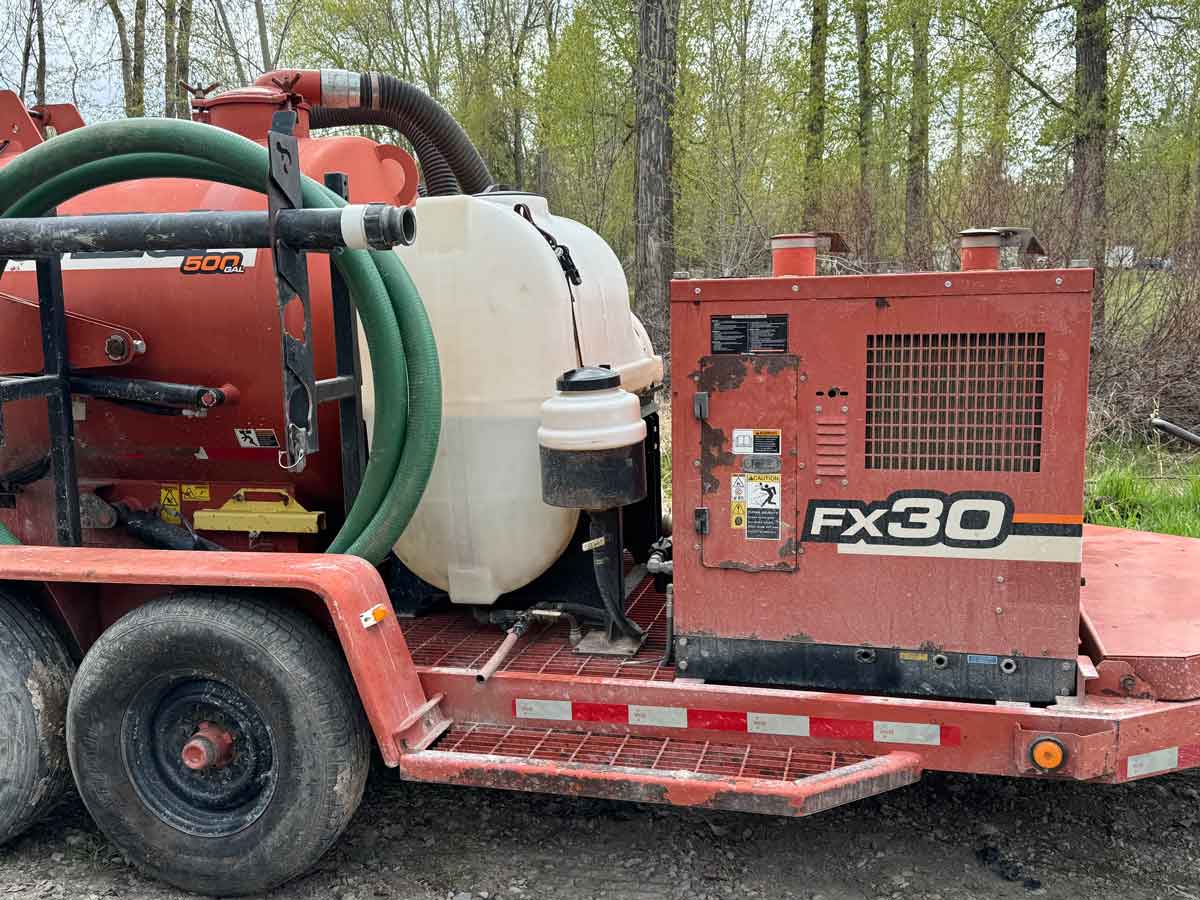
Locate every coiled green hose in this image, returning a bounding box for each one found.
[0,118,440,563]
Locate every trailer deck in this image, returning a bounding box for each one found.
[387,526,1200,815]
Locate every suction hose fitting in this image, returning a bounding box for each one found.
[0,118,441,563]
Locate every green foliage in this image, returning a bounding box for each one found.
[1086,444,1200,537]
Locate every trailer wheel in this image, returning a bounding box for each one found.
[0,587,75,846]
[67,592,371,897]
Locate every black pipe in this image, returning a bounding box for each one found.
[309,106,460,197]
[1152,417,1200,448]
[0,206,416,256]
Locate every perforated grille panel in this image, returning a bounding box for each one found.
[865,332,1045,472]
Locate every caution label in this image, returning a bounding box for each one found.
[730,501,747,529]
[732,428,782,455]
[746,474,781,540]
[159,484,181,525]
[181,483,210,502]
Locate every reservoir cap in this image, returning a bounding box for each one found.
[556,366,620,392]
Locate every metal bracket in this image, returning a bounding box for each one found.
[268,110,318,473]
[694,507,709,535]
[693,391,709,421]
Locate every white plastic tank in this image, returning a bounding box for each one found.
[360,192,663,605]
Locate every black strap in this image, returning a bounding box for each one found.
[514,203,584,366]
[514,203,582,285]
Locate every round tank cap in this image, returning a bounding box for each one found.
[556,366,621,392]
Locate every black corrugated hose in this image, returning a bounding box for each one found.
[309,73,494,197]
[307,107,459,197]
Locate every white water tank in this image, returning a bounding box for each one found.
[360,192,662,605]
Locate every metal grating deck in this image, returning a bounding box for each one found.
[400,577,674,681]
[437,722,871,782]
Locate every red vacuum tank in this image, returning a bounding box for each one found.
[0,86,419,546]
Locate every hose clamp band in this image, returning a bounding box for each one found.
[319,69,360,108]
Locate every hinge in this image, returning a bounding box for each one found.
[693,391,709,420]
[693,507,709,535]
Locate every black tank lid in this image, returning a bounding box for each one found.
[556,366,620,392]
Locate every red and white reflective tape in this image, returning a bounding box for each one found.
[1122,743,1200,781]
[513,699,961,747]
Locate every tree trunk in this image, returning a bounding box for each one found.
[634,0,680,375]
[1073,0,1108,341]
[986,52,1012,182]
[175,0,194,117]
[853,0,873,262]
[165,0,178,116]
[105,0,147,116]
[254,0,272,73]
[32,0,45,107]
[904,4,931,270]
[18,0,33,103]
[132,0,146,115]
[212,0,249,86]
[803,0,828,225]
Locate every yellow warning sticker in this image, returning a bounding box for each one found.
[159,484,181,524]
[899,651,929,662]
[181,483,210,502]
[730,500,747,529]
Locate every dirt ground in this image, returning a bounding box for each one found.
[3,761,1200,900]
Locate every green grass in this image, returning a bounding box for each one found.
[1085,444,1200,537]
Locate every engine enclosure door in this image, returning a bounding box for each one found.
[698,353,799,572]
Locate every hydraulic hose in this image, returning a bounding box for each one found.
[0,118,441,564]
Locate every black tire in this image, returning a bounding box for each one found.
[0,587,75,846]
[67,592,371,896]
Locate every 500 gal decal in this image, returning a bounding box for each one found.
[803,491,1015,549]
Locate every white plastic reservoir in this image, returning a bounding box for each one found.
[360,192,663,605]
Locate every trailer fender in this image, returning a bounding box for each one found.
[0,545,448,764]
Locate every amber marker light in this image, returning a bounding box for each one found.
[1030,737,1067,772]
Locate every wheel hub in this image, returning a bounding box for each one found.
[180,722,234,771]
[123,676,277,837]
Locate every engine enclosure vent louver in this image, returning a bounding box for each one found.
[864,332,1045,472]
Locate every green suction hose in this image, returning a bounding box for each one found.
[0,118,441,564]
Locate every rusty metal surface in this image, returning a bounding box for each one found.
[0,545,442,765]
[670,270,1092,668]
[396,721,922,816]
[1082,525,1200,700]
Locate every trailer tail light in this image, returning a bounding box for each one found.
[1030,737,1067,771]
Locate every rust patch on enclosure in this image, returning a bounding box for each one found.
[699,421,733,494]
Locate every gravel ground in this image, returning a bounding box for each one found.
[3,761,1200,900]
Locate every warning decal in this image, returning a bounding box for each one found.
[181,484,211,502]
[235,428,280,449]
[746,474,781,540]
[730,474,748,529]
[159,484,181,525]
[732,428,782,455]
